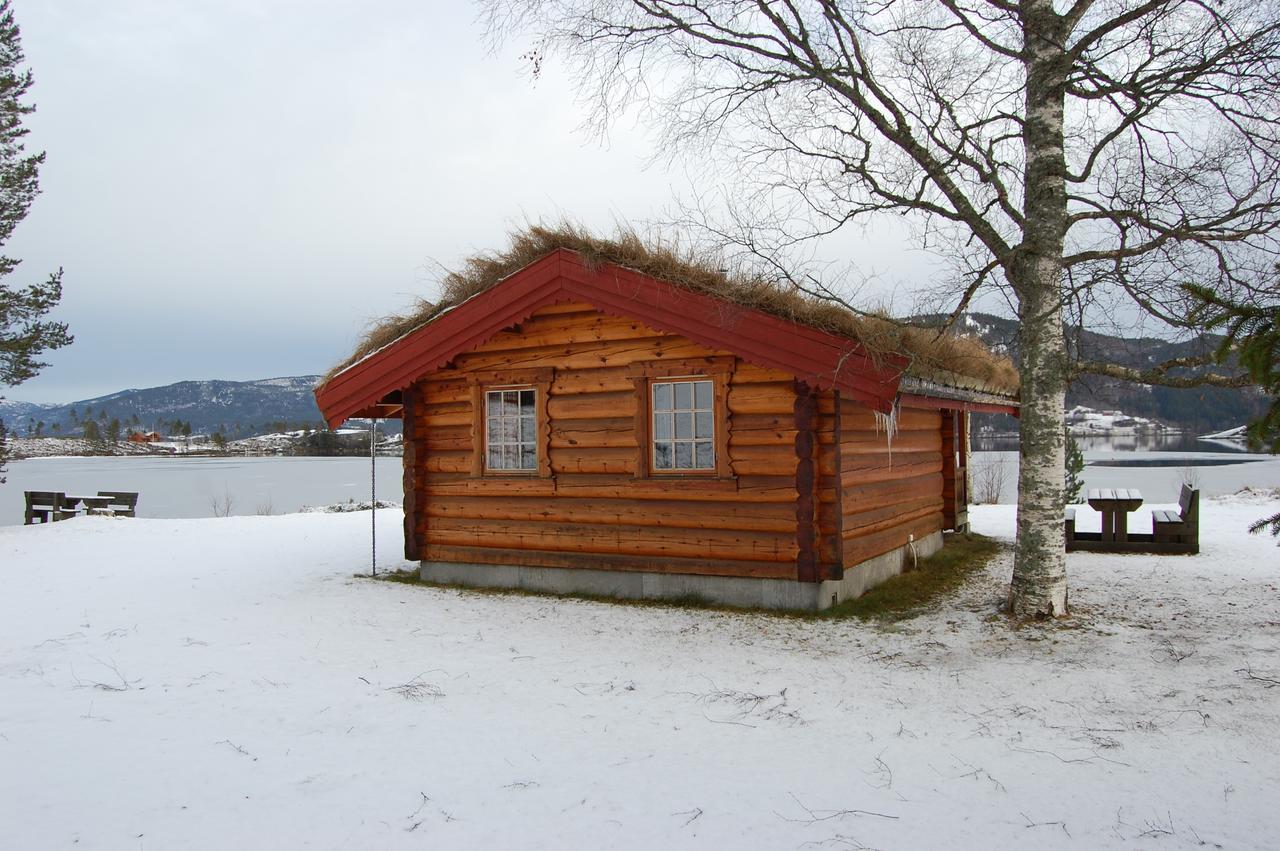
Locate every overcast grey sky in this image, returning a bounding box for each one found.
[6,0,939,403]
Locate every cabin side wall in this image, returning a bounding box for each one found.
[407,302,804,582]
[838,398,946,574]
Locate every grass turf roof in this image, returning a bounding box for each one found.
[322,224,1020,397]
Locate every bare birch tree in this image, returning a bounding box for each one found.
[483,0,1280,616]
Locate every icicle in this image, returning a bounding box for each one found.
[874,400,900,467]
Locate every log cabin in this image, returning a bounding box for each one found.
[316,228,1019,611]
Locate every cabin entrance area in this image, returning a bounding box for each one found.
[941,410,969,533]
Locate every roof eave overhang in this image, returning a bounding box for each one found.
[897,377,1020,416]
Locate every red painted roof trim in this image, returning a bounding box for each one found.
[316,249,983,428]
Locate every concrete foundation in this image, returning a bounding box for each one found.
[419,530,945,612]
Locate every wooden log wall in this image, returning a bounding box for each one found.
[837,398,945,568]
[408,302,804,580]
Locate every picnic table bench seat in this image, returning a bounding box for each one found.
[24,491,75,524]
[1152,484,1199,554]
[96,491,139,517]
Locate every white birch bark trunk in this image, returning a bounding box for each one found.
[1009,0,1070,617]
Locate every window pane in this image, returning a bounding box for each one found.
[674,382,693,409]
[654,442,673,469]
[694,412,712,439]
[520,446,536,469]
[501,419,519,442]
[486,391,501,414]
[653,412,673,440]
[519,416,535,442]
[675,412,693,439]
[694,380,712,409]
[487,447,502,469]
[695,441,714,469]
[487,417,501,442]
[503,444,518,468]
[653,383,672,411]
[675,442,693,468]
[519,389,535,410]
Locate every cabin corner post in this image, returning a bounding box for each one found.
[794,380,820,583]
[401,384,422,561]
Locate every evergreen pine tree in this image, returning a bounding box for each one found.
[0,0,70,412]
[1187,278,1280,536]
[1064,431,1085,505]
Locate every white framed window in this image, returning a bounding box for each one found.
[651,379,715,471]
[485,387,537,471]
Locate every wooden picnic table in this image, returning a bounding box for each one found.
[1087,488,1143,543]
[24,491,139,523]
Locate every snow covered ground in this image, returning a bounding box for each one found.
[8,436,179,458]
[2,498,1278,849]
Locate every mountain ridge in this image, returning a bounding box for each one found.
[943,313,1267,433]
[0,375,329,438]
[0,317,1268,437]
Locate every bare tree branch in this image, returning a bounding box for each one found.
[1073,358,1253,388]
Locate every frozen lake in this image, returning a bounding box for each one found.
[2,446,1278,526]
[970,449,1280,505]
[1,456,404,525]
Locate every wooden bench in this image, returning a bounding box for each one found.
[96,491,139,517]
[1064,508,1076,546]
[24,491,75,524]
[1152,485,1199,554]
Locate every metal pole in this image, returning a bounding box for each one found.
[370,417,377,577]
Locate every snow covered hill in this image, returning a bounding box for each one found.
[1200,425,1249,441]
[1064,405,1173,435]
[0,376,327,437]
[0,397,55,425]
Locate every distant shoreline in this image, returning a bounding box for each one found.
[6,436,402,460]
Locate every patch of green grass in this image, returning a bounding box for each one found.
[818,533,1001,621]
[360,532,1002,622]
[362,570,725,612]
